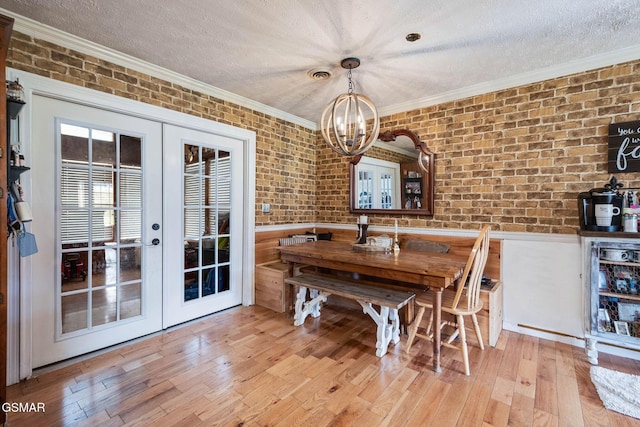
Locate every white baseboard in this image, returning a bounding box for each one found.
[504,322,640,362]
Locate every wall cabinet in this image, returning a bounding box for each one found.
[582,234,640,364]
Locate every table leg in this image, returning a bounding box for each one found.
[432,288,443,373]
[287,262,295,314]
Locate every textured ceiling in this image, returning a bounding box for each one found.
[1,0,640,125]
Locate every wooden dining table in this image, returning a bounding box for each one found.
[278,240,468,372]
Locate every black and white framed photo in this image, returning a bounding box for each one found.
[614,320,631,336]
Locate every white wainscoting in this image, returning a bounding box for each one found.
[501,238,584,339]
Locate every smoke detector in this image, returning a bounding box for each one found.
[307,68,333,80]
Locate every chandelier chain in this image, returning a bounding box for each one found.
[347,68,354,94]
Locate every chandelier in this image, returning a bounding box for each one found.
[321,57,380,156]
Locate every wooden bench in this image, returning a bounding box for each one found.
[284,273,415,357]
[255,227,503,345]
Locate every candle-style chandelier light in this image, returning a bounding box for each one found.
[320,57,380,156]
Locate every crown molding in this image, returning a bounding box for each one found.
[5,8,640,131]
[379,44,640,119]
[2,8,318,131]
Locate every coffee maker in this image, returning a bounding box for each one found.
[578,177,624,232]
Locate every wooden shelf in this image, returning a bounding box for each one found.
[599,291,640,302]
[8,165,29,184]
[6,99,24,119]
[599,259,640,267]
[579,230,640,239]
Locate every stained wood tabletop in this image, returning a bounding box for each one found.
[278,240,467,289]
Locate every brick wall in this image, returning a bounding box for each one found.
[8,30,640,234]
[6,31,317,226]
[316,60,640,234]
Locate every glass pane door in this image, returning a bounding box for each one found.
[163,124,243,328]
[31,95,163,368]
[183,144,231,302]
[59,124,144,335]
[356,159,400,209]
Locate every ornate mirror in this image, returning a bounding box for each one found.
[349,129,434,216]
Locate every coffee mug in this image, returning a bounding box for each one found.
[595,204,620,226]
[601,249,629,262]
[15,201,32,222]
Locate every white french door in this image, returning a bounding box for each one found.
[30,96,164,367]
[27,90,248,369]
[162,124,243,327]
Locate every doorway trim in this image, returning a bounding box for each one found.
[7,68,256,381]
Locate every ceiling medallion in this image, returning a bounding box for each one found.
[320,57,380,157]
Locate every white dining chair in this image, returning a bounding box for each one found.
[405,225,491,375]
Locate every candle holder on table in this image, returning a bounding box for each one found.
[357,224,368,244]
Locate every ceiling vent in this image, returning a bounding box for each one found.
[307,68,333,80]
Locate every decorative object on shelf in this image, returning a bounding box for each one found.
[624,213,638,232]
[614,320,631,335]
[601,248,629,262]
[321,57,379,157]
[6,78,24,102]
[14,200,32,222]
[617,302,640,321]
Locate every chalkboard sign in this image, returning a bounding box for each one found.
[608,120,640,173]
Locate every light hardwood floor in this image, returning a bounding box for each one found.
[6,304,640,426]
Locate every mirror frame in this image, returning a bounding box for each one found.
[349,129,435,216]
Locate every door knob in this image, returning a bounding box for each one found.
[151,238,160,246]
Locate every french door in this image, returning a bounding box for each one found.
[29,97,244,367]
[31,96,163,367]
[162,124,243,327]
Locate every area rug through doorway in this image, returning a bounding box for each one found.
[590,366,640,419]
